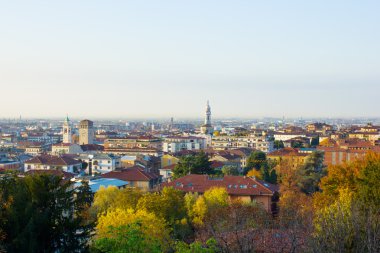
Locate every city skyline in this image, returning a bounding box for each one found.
[1,1,379,118]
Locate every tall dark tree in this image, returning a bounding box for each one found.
[0,174,93,253]
[246,151,268,170]
[297,151,325,194]
[173,152,213,178]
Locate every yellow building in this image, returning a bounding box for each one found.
[267,148,308,168]
[161,154,179,168]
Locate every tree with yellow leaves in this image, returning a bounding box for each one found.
[95,208,172,252]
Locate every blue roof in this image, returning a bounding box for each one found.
[75,178,128,193]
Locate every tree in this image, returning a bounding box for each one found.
[92,186,143,215]
[221,165,239,176]
[297,151,325,194]
[0,174,93,252]
[95,208,171,252]
[246,151,267,171]
[274,140,284,149]
[94,222,162,253]
[173,152,213,179]
[175,238,219,253]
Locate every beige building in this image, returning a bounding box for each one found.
[51,143,83,155]
[79,119,94,145]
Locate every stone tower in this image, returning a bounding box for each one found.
[62,115,72,144]
[200,101,214,134]
[79,119,94,145]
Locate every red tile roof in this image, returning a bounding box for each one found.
[25,155,81,166]
[101,166,159,182]
[163,174,277,196]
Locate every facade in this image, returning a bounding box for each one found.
[267,147,309,168]
[51,143,83,155]
[161,154,180,168]
[273,132,307,142]
[78,153,121,175]
[24,155,82,173]
[62,116,72,144]
[79,119,94,145]
[163,136,206,153]
[211,134,273,153]
[163,174,278,213]
[317,139,380,166]
[104,136,162,150]
[200,101,214,135]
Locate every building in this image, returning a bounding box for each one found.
[101,166,160,191]
[163,174,278,213]
[200,101,214,135]
[62,116,72,144]
[78,153,121,175]
[79,119,94,145]
[267,148,309,168]
[211,134,273,153]
[161,154,180,168]
[273,132,307,142]
[163,136,206,153]
[306,123,333,134]
[317,139,380,166]
[209,152,243,171]
[51,143,83,155]
[24,155,82,173]
[104,136,162,150]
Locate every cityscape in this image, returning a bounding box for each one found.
[1,1,380,253]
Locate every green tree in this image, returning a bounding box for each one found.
[0,174,93,253]
[274,140,284,149]
[221,165,239,176]
[246,151,267,171]
[93,222,162,253]
[297,151,325,194]
[173,152,213,178]
[175,238,219,253]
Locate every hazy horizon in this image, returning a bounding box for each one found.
[1,1,379,118]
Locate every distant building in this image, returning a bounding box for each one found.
[51,143,83,155]
[24,154,82,173]
[163,136,206,153]
[79,119,94,145]
[317,139,380,166]
[200,101,214,135]
[267,147,309,168]
[78,153,121,175]
[211,134,273,153]
[101,166,160,191]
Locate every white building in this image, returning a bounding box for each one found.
[211,134,273,153]
[163,136,206,153]
[79,153,121,175]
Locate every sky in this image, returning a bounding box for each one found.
[0,0,379,119]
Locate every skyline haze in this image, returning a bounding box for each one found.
[1,1,379,118]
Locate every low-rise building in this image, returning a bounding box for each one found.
[101,166,160,191]
[267,148,309,168]
[78,153,121,175]
[51,143,83,155]
[163,174,278,213]
[24,155,82,173]
[163,136,206,153]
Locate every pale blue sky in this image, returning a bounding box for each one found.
[0,1,379,119]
